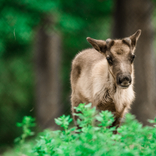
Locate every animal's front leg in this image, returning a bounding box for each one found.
[111,105,126,134]
[112,113,122,126]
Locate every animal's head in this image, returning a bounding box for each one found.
[87,29,141,89]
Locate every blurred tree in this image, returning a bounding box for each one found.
[0,0,60,147]
[34,17,62,129]
[113,0,156,125]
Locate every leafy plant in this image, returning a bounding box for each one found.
[33,104,156,156]
[14,116,36,144]
[4,104,156,156]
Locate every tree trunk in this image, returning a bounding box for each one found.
[34,18,62,129]
[113,0,156,125]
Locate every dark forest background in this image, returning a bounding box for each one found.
[1,0,156,152]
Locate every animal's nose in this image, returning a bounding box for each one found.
[118,75,131,86]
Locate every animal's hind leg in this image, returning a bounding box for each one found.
[72,107,82,130]
[71,96,82,129]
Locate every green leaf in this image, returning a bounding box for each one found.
[55,118,62,125]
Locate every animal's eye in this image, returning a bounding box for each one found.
[131,54,136,63]
[106,56,113,65]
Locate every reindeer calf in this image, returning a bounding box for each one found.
[70,30,141,129]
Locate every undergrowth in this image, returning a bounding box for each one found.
[4,103,156,156]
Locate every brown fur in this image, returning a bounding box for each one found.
[70,30,141,129]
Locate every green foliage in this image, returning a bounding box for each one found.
[3,116,36,156]
[55,115,73,130]
[5,104,156,156]
[14,116,36,144]
[0,0,60,55]
[33,105,156,156]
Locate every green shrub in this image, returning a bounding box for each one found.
[14,116,36,144]
[4,103,156,156]
[33,103,156,156]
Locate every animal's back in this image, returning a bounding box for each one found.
[71,48,105,84]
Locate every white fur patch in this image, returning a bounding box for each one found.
[114,85,135,113]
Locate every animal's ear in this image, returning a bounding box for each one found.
[129,29,141,50]
[86,37,106,53]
